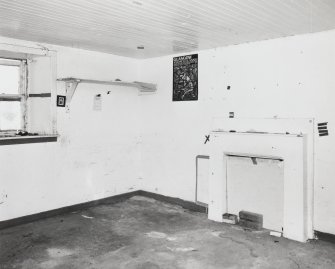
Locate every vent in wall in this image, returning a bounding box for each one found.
[318,122,329,137]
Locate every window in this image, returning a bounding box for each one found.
[0,58,27,135]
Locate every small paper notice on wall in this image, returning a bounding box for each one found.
[93,94,102,111]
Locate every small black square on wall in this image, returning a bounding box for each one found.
[57,95,66,107]
[173,54,198,101]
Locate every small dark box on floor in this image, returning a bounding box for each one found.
[222,213,238,224]
[239,211,263,230]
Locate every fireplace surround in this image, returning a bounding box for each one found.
[208,118,314,242]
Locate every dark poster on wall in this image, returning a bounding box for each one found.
[173,54,198,101]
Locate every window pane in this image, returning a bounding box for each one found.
[0,102,21,131]
[0,65,20,94]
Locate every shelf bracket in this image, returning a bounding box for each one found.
[64,79,79,112]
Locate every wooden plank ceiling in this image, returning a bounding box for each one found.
[0,0,335,58]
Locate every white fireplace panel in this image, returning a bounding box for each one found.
[227,156,284,232]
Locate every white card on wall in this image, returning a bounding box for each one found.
[93,94,102,111]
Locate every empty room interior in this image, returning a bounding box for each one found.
[1,0,335,268]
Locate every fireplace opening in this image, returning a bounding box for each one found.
[226,155,284,232]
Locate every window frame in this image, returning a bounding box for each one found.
[0,58,28,135]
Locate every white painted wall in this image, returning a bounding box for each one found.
[2,29,335,236]
[139,29,335,235]
[0,39,141,221]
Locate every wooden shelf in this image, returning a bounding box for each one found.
[57,77,156,91]
[57,77,157,111]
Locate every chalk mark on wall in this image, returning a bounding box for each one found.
[173,54,198,101]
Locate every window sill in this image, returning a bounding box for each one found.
[0,135,58,146]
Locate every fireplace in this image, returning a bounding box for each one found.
[208,118,314,242]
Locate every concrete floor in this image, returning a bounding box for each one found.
[1,196,335,269]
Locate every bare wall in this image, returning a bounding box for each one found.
[2,30,335,236]
[0,41,141,221]
[139,30,335,235]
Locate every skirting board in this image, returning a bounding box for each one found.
[0,191,140,230]
[314,231,335,244]
[137,190,207,213]
[0,190,206,230]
